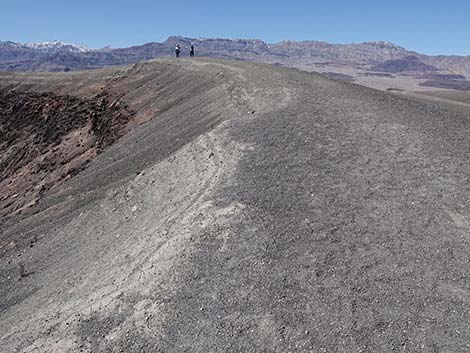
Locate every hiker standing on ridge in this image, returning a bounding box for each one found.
[190,43,195,57]
[175,44,181,58]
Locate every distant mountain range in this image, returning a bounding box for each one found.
[1,36,470,90]
[1,40,90,54]
[24,40,91,53]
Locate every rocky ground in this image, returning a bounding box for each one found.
[0,88,134,219]
[2,58,470,352]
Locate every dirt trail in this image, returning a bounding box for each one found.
[2,59,470,352]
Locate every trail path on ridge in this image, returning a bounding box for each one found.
[2,59,470,352]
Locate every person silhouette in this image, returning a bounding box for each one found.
[190,43,195,57]
[175,44,181,58]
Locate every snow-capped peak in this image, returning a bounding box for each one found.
[23,40,91,53]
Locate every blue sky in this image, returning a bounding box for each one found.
[1,0,469,55]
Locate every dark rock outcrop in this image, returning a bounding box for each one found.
[370,55,439,73]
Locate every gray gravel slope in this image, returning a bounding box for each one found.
[2,59,470,352]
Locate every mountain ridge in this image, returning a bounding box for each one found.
[1,36,469,90]
[3,58,470,352]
